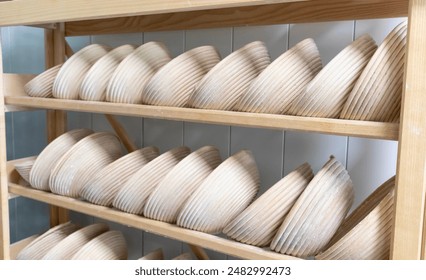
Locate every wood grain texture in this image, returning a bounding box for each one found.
[8,183,300,260]
[0,38,11,260]
[4,95,400,141]
[64,0,409,37]
[392,0,426,260]
[423,205,426,259]
[0,0,305,26]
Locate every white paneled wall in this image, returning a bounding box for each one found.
[2,26,50,245]
[1,17,405,259]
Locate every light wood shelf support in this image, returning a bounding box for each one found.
[65,41,74,59]
[1,0,425,261]
[0,34,11,260]
[423,203,426,259]
[45,23,69,227]
[0,0,409,31]
[392,0,426,260]
[3,94,400,141]
[105,114,138,153]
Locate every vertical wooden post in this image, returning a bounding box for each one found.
[0,34,11,260]
[423,205,426,259]
[45,23,69,226]
[391,0,426,260]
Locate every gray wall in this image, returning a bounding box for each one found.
[1,17,404,259]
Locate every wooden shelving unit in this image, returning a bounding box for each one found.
[1,0,425,260]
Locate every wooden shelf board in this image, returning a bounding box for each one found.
[8,183,300,260]
[0,0,409,30]
[2,74,399,140]
[5,95,399,140]
[0,0,305,27]
[10,235,38,260]
[65,0,409,36]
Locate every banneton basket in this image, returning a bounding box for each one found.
[106,41,171,104]
[289,35,377,118]
[80,146,159,207]
[138,248,164,260]
[316,176,395,260]
[24,64,62,98]
[142,46,221,107]
[16,222,79,260]
[223,162,314,247]
[79,44,136,101]
[144,146,222,223]
[52,44,111,99]
[340,22,407,122]
[49,132,122,198]
[29,128,94,191]
[42,223,109,260]
[14,156,37,183]
[188,41,270,110]
[71,231,128,260]
[270,156,354,258]
[177,150,260,234]
[113,146,191,215]
[234,39,322,114]
[172,253,193,260]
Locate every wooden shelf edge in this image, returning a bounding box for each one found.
[0,0,409,30]
[3,74,399,140]
[64,0,409,37]
[8,183,301,260]
[0,0,305,27]
[5,95,400,140]
[10,235,38,260]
